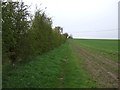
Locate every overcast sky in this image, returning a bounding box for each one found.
[16,0,119,39]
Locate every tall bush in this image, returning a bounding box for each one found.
[2,2,67,67]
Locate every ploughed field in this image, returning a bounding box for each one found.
[3,39,119,88]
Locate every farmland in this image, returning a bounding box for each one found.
[74,39,118,61]
[2,39,119,88]
[71,39,119,88]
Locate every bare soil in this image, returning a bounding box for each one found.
[71,42,119,88]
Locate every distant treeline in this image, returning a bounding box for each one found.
[2,2,69,68]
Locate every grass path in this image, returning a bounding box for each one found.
[3,40,97,88]
[3,39,118,88]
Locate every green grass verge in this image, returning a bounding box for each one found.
[63,40,98,88]
[3,40,97,88]
[3,43,67,88]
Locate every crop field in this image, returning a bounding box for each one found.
[2,39,119,88]
[71,39,119,88]
[74,39,118,61]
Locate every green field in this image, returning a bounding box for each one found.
[74,39,118,51]
[3,39,119,88]
[74,39,119,61]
